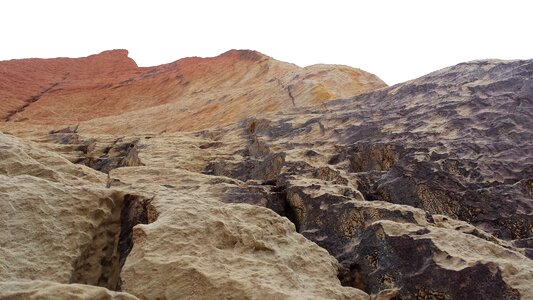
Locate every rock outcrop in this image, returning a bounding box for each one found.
[0,281,139,300]
[0,49,385,134]
[0,51,531,299]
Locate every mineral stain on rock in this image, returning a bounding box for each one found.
[0,51,532,299]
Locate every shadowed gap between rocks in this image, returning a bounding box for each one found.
[217,171,526,299]
[227,180,362,290]
[69,193,158,291]
[204,118,532,298]
[48,126,144,174]
[267,183,301,232]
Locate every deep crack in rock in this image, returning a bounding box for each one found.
[69,193,158,291]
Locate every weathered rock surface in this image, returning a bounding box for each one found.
[1,51,532,299]
[48,125,143,173]
[0,132,369,299]
[351,220,529,299]
[0,280,138,300]
[0,133,151,291]
[119,183,367,299]
[0,49,385,134]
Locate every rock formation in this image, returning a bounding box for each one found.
[0,49,385,133]
[0,50,531,299]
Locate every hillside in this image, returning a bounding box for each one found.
[0,51,531,300]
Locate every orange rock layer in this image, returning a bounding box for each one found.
[0,49,386,134]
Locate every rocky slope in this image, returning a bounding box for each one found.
[0,49,385,133]
[0,51,531,300]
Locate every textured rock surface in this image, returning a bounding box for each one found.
[351,220,528,299]
[120,185,366,299]
[0,281,138,300]
[1,51,532,299]
[0,133,142,290]
[0,131,366,299]
[0,49,385,134]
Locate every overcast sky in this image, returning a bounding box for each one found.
[1,0,531,85]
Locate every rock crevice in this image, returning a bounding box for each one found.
[70,193,158,291]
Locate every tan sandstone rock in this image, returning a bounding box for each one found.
[0,280,138,300]
[1,51,531,300]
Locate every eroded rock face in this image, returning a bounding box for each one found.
[0,49,385,134]
[321,60,533,242]
[48,126,143,173]
[217,173,532,298]
[0,132,369,299]
[1,52,532,299]
[0,281,139,300]
[186,59,533,298]
[0,134,156,292]
[349,221,525,299]
[232,60,533,242]
[120,191,367,300]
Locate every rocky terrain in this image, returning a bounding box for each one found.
[0,50,531,299]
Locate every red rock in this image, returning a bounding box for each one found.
[0,49,386,133]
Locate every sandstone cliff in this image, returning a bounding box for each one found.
[0,51,531,300]
[0,50,385,133]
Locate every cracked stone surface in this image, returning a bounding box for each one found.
[0,51,532,299]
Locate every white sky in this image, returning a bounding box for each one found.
[0,0,531,85]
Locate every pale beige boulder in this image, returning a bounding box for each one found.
[116,181,369,299]
[0,280,138,300]
[0,133,124,289]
